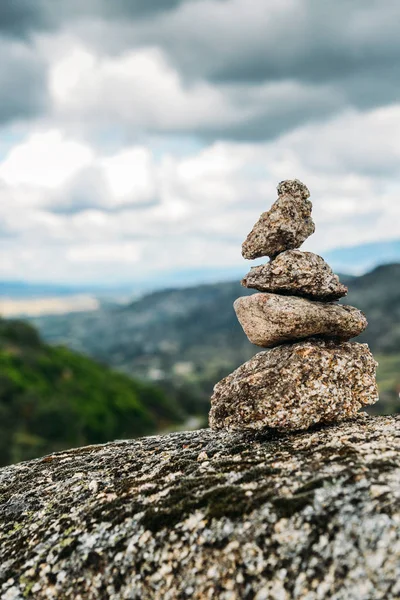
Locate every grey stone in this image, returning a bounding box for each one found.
[242,179,315,260]
[242,250,348,300]
[1,415,399,599]
[209,339,378,431]
[234,293,367,347]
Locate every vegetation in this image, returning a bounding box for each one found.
[343,264,400,353]
[0,319,183,466]
[372,354,400,414]
[2,265,396,467]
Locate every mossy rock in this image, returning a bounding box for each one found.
[1,415,400,599]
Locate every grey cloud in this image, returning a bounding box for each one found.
[50,167,159,214]
[0,41,48,123]
[70,0,400,140]
[2,0,400,142]
[160,0,400,86]
[0,0,203,39]
[86,0,192,19]
[50,200,159,216]
[196,84,346,142]
[0,1,49,37]
[208,1,400,85]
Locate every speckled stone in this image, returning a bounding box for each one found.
[1,416,399,600]
[242,179,315,260]
[209,339,378,432]
[234,293,367,347]
[242,250,348,300]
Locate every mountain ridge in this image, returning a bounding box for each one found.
[30,263,400,417]
[2,239,399,300]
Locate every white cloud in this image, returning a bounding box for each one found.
[100,148,156,205]
[39,34,343,142]
[67,242,142,264]
[0,130,93,190]
[1,103,400,283]
[1,0,400,287]
[48,42,245,132]
[277,105,400,176]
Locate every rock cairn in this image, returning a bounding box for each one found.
[209,179,379,432]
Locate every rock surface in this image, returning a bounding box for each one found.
[242,250,348,300]
[1,416,399,599]
[234,293,367,347]
[242,179,315,260]
[209,339,378,432]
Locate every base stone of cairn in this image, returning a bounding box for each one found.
[209,339,378,432]
[209,179,379,432]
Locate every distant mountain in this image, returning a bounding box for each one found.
[31,263,400,416]
[324,239,400,274]
[0,281,81,299]
[3,239,399,302]
[0,318,183,466]
[343,263,400,353]
[0,281,137,302]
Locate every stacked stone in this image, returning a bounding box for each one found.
[209,180,379,432]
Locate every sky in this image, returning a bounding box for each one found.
[1,0,400,285]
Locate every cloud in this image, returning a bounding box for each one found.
[82,0,192,19]
[44,39,346,142]
[129,0,400,88]
[1,102,400,283]
[0,0,205,39]
[199,0,400,84]
[0,130,93,190]
[1,0,400,284]
[48,44,244,134]
[0,1,48,37]
[0,130,158,213]
[0,39,47,124]
[27,0,397,142]
[3,0,400,142]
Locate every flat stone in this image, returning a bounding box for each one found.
[242,250,348,300]
[234,293,367,347]
[242,179,315,260]
[209,339,378,431]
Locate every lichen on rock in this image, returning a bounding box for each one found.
[234,293,367,347]
[0,416,399,599]
[242,179,315,260]
[242,250,348,300]
[209,339,378,431]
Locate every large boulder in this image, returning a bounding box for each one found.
[1,416,399,599]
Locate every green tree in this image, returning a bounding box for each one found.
[0,318,183,466]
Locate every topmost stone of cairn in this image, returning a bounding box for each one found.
[242,179,315,260]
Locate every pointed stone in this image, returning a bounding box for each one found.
[209,339,378,431]
[234,293,367,347]
[242,250,348,301]
[242,179,315,260]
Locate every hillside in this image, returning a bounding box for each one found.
[31,264,400,416]
[0,319,183,466]
[344,264,400,353]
